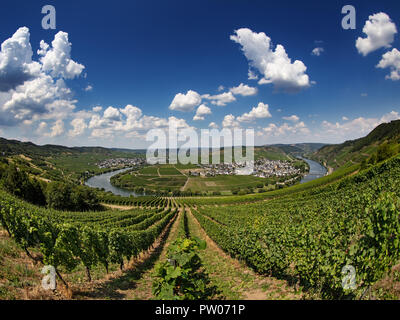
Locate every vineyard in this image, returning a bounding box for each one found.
[190,155,400,298]
[1,153,400,299]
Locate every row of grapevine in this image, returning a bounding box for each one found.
[191,155,400,298]
[0,191,176,284]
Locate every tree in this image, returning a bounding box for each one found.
[46,182,72,210]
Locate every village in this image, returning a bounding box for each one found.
[96,157,146,169]
[189,158,303,178]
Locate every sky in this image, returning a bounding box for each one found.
[0,0,400,149]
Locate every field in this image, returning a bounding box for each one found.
[112,165,187,192]
[184,175,269,194]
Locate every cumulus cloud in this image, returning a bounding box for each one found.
[202,91,236,106]
[68,118,87,137]
[169,90,202,112]
[103,106,121,121]
[230,28,310,92]
[377,48,400,81]
[0,27,84,128]
[237,102,272,122]
[0,27,40,92]
[222,114,240,128]
[86,103,193,141]
[258,121,310,138]
[311,47,324,56]
[229,83,258,96]
[321,111,400,141]
[38,31,85,79]
[49,119,64,137]
[193,104,212,121]
[282,115,299,122]
[85,85,93,91]
[1,75,74,125]
[208,122,218,129]
[356,12,397,56]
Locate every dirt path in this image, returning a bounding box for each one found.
[186,207,302,300]
[181,176,191,191]
[101,203,136,210]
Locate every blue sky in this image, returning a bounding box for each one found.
[0,0,400,148]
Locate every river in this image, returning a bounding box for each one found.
[85,168,143,197]
[86,158,327,196]
[299,157,328,184]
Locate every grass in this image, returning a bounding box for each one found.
[158,167,182,175]
[185,175,268,193]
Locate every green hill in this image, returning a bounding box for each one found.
[311,119,400,169]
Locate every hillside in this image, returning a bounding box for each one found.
[266,143,326,157]
[0,137,144,183]
[311,120,400,169]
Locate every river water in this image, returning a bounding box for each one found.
[299,158,327,184]
[85,168,142,197]
[86,158,327,196]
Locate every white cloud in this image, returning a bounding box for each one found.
[68,118,87,137]
[169,90,201,112]
[0,27,40,92]
[321,111,400,141]
[86,103,193,141]
[103,106,121,121]
[229,83,258,96]
[361,93,368,97]
[222,114,240,128]
[356,12,397,56]
[258,121,310,138]
[282,115,299,122]
[1,74,75,125]
[193,104,212,121]
[202,91,236,106]
[208,122,218,129]
[311,47,324,56]
[237,102,272,122]
[0,27,83,127]
[377,48,400,81]
[92,106,102,112]
[342,116,349,121]
[85,85,93,91]
[38,31,85,79]
[168,116,191,129]
[218,85,224,91]
[36,121,47,135]
[49,120,64,137]
[230,28,310,92]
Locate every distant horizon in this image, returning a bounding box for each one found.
[1,134,330,151]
